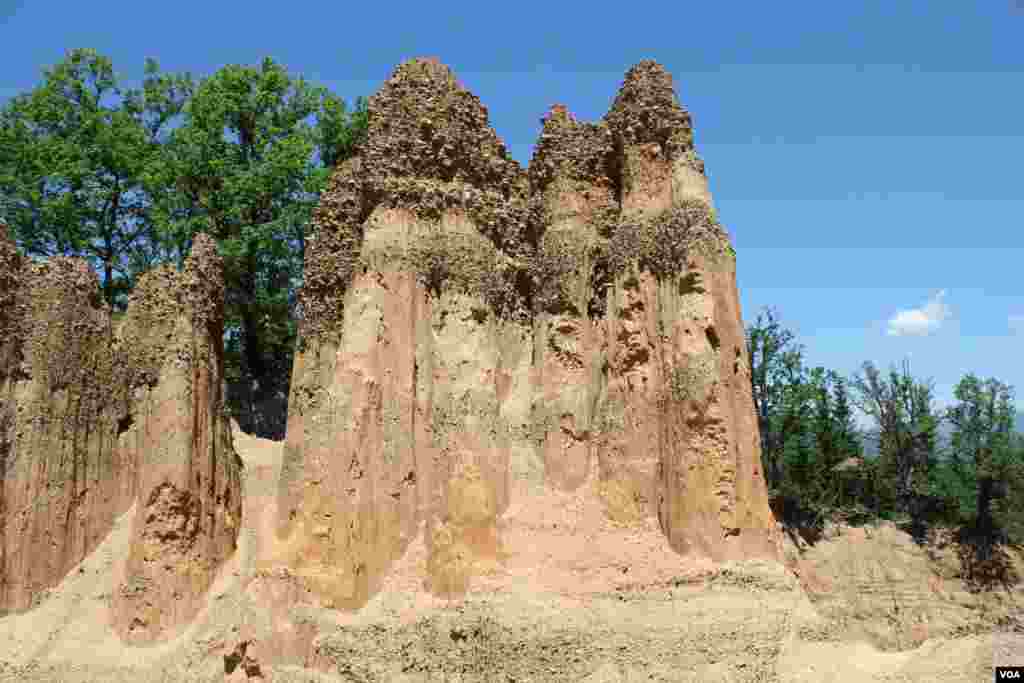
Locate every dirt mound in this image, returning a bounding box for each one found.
[786,520,1024,652]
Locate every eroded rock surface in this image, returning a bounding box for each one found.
[0,230,242,641]
[0,228,130,615]
[277,57,779,612]
[0,429,1001,683]
[111,234,243,643]
[277,56,529,608]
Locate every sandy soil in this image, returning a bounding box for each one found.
[0,426,1013,682]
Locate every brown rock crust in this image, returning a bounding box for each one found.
[277,57,779,613]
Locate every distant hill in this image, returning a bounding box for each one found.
[858,409,1024,458]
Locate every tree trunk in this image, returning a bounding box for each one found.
[103,256,114,310]
[239,245,266,434]
[978,477,995,533]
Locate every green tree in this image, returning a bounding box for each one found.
[806,369,863,510]
[149,57,367,436]
[991,432,1024,544]
[0,49,190,310]
[746,307,807,491]
[768,365,865,528]
[851,359,939,527]
[774,364,816,500]
[946,375,1018,537]
[746,309,863,530]
[3,50,369,437]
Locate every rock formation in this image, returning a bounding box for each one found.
[599,63,775,561]
[0,229,242,641]
[2,61,1010,683]
[110,234,243,643]
[277,56,531,607]
[277,57,779,611]
[0,229,132,615]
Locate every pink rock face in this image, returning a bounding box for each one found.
[631,253,776,561]
[277,264,426,608]
[111,235,243,643]
[277,57,529,609]
[529,105,616,494]
[600,62,777,560]
[279,57,779,612]
[0,230,242,641]
[279,207,516,607]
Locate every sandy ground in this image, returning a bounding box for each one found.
[0,426,1012,682]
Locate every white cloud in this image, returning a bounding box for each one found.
[1010,314,1024,334]
[886,290,951,337]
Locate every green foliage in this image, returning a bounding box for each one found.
[927,457,978,523]
[746,307,869,531]
[746,307,813,491]
[851,359,939,526]
[748,306,1024,555]
[942,375,1021,537]
[314,93,369,172]
[992,434,1024,543]
[949,375,1016,483]
[0,49,190,310]
[767,367,866,523]
[143,56,368,435]
[796,369,866,514]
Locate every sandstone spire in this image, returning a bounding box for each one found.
[279,57,531,607]
[528,104,614,490]
[277,57,778,611]
[0,233,242,641]
[111,233,243,642]
[0,247,126,614]
[605,59,712,215]
[597,62,776,560]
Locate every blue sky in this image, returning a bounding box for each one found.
[2,1,1022,412]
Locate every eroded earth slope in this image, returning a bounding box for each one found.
[0,425,1011,682]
